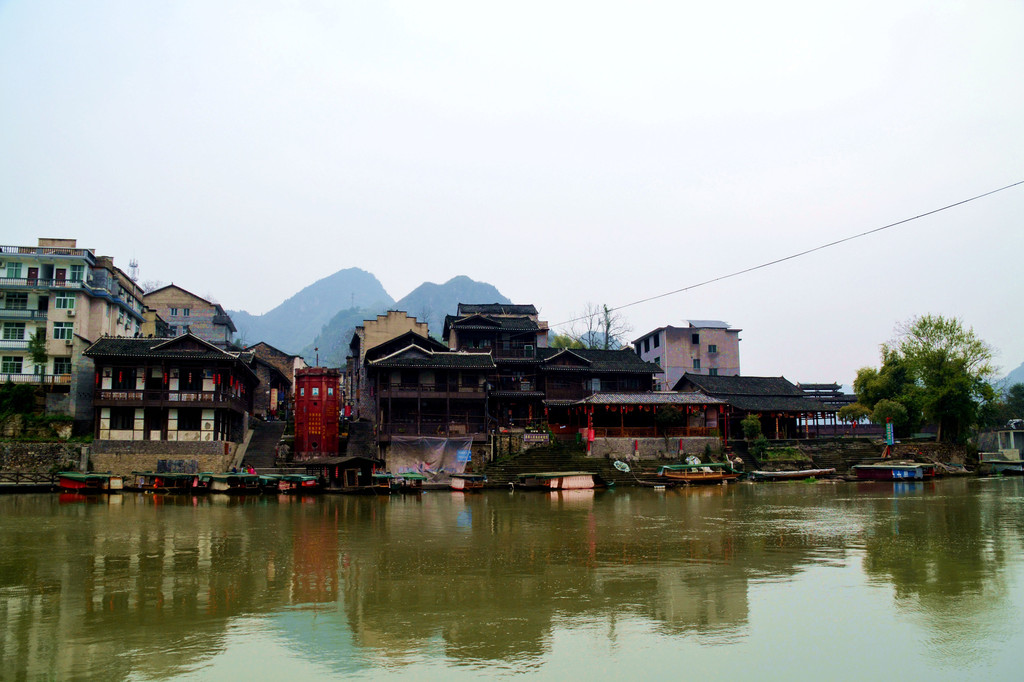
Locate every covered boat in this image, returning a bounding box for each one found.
[449,473,487,491]
[198,472,262,494]
[58,472,123,494]
[276,474,321,494]
[979,427,1024,475]
[656,462,741,484]
[398,472,427,492]
[516,472,604,490]
[127,472,196,493]
[852,463,936,480]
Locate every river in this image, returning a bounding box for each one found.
[2,477,1024,680]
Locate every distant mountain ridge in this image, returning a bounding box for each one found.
[1003,361,1024,389]
[229,270,510,365]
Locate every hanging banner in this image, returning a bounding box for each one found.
[389,436,474,483]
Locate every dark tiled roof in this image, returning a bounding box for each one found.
[86,334,235,361]
[539,347,662,374]
[578,391,724,406]
[490,390,545,398]
[369,347,496,370]
[674,373,832,412]
[458,303,538,316]
[449,315,540,332]
[365,331,449,362]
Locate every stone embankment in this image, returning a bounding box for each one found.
[0,442,85,472]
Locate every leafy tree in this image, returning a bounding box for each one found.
[654,405,686,428]
[27,330,47,374]
[870,399,908,431]
[550,333,585,349]
[857,315,995,442]
[741,414,763,440]
[837,403,871,424]
[0,381,37,415]
[1007,383,1024,419]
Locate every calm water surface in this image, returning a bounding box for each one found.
[2,478,1024,680]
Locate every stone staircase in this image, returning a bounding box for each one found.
[482,445,640,487]
[241,420,287,470]
[800,438,880,473]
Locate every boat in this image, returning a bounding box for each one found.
[852,463,935,480]
[748,468,836,481]
[258,474,283,493]
[656,463,741,485]
[276,473,321,494]
[449,473,487,491]
[57,472,123,493]
[398,472,427,492]
[127,471,197,493]
[197,472,262,494]
[979,426,1024,475]
[515,472,605,490]
[369,472,400,494]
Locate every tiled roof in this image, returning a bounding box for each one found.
[449,315,540,332]
[539,347,662,374]
[578,391,724,406]
[86,335,234,361]
[369,346,496,370]
[687,320,732,329]
[458,303,538,316]
[674,373,832,412]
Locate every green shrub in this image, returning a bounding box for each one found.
[741,414,763,440]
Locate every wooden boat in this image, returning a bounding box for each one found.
[852,463,935,481]
[398,472,427,492]
[657,463,741,484]
[449,473,487,491]
[979,427,1024,475]
[369,472,400,494]
[258,474,282,493]
[58,472,123,493]
[197,472,262,494]
[516,472,604,490]
[276,474,321,494]
[749,468,836,481]
[127,471,197,493]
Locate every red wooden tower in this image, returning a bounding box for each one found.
[294,367,341,459]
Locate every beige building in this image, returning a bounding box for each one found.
[144,284,236,348]
[633,320,741,390]
[0,238,145,424]
[346,311,429,420]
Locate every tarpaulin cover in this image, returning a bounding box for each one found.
[388,436,473,483]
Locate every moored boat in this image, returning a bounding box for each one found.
[369,472,400,494]
[657,463,741,485]
[398,472,427,492]
[852,463,934,481]
[749,468,836,481]
[979,426,1024,475]
[127,471,197,493]
[197,472,262,494]
[58,472,123,494]
[449,473,487,491]
[277,474,321,494]
[516,472,604,490]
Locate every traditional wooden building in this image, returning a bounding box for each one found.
[673,373,834,441]
[294,367,341,459]
[366,332,495,442]
[84,333,257,442]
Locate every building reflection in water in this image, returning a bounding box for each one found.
[1,479,1023,678]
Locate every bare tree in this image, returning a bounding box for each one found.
[139,279,165,294]
[567,302,632,350]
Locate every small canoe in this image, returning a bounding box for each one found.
[749,468,836,481]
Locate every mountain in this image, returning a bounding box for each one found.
[393,276,511,336]
[228,268,393,354]
[299,275,512,366]
[1003,361,1024,389]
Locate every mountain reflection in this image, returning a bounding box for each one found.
[1,480,1022,678]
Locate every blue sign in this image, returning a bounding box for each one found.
[456,449,472,463]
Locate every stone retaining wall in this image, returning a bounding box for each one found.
[90,439,239,476]
[0,442,85,472]
[589,436,721,460]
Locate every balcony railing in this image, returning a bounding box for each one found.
[379,416,488,437]
[0,245,94,258]
[94,389,249,412]
[0,340,30,350]
[0,373,71,386]
[0,309,48,320]
[0,277,85,290]
[379,382,485,397]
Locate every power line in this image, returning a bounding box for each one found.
[553,179,1024,329]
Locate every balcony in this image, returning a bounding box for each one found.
[0,309,47,321]
[0,244,94,258]
[94,389,250,413]
[0,277,85,291]
[378,382,486,399]
[0,339,30,351]
[0,373,72,386]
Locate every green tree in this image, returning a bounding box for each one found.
[870,398,908,431]
[837,403,871,424]
[859,315,995,442]
[550,334,585,349]
[1006,383,1024,419]
[27,329,47,374]
[741,414,762,440]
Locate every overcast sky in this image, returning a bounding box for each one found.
[2,0,1022,386]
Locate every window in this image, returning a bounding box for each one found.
[644,338,650,353]
[53,357,72,375]
[55,294,76,310]
[169,326,178,336]
[709,368,718,376]
[653,334,660,349]
[53,322,73,340]
[328,387,334,396]
[691,333,700,344]
[312,387,319,396]
[178,408,201,431]
[69,265,84,282]
[112,367,136,390]
[1,356,23,373]
[300,387,305,396]
[693,359,701,370]
[170,308,179,316]
[110,407,135,430]
[182,308,190,317]
[5,293,27,310]
[708,344,718,353]
[3,323,26,340]
[653,356,661,366]
[6,263,22,278]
